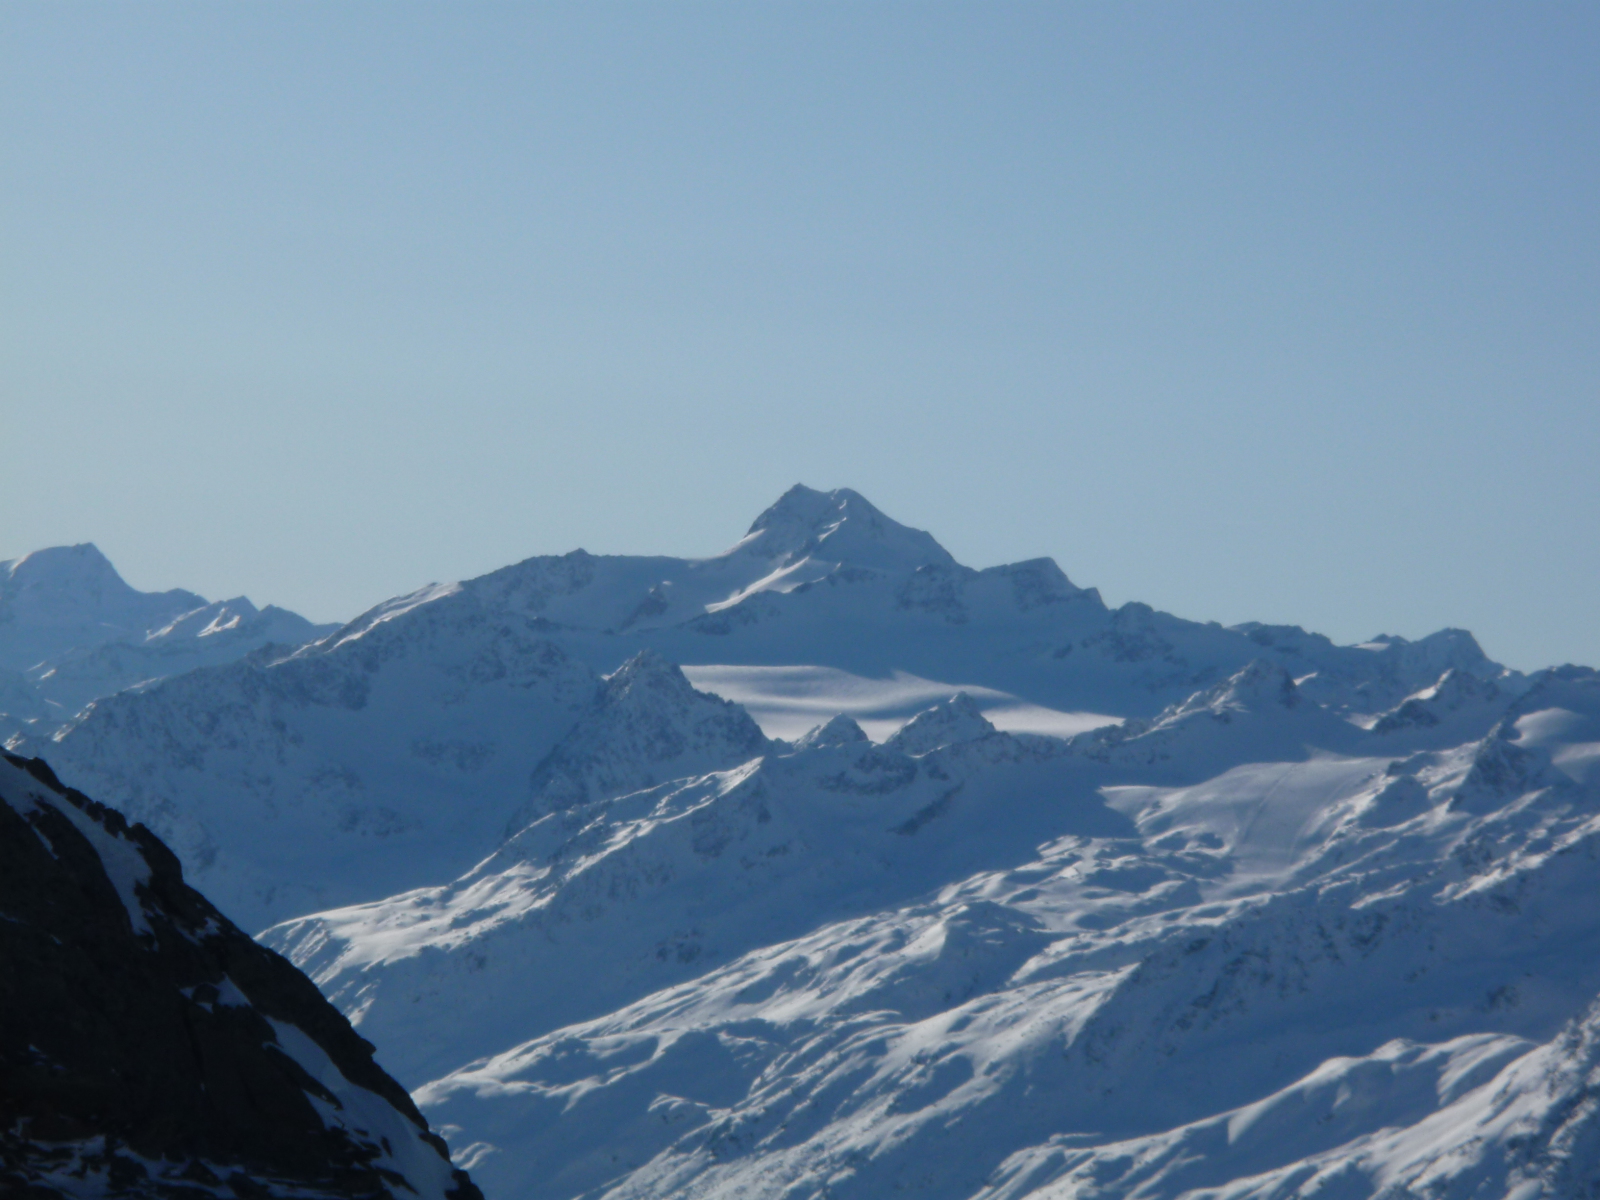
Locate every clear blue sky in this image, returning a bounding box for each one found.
[3,3,1596,670]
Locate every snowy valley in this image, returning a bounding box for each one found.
[9,486,1600,1199]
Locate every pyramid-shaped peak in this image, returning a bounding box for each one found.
[745,484,841,534]
[519,650,770,818]
[603,649,698,698]
[796,713,871,750]
[886,692,997,756]
[1217,659,1301,708]
[735,485,957,574]
[1164,660,1301,724]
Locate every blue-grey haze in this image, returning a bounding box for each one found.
[2,2,1596,670]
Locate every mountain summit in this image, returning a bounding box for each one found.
[0,544,205,670]
[732,484,958,575]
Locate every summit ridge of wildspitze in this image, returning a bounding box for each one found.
[732,483,959,574]
[21,484,1600,1199]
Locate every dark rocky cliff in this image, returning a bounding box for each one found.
[0,752,483,1200]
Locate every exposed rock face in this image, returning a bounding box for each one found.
[512,650,771,827]
[0,753,482,1200]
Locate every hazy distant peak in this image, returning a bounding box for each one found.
[1,542,201,610]
[1357,627,1494,673]
[733,484,957,574]
[743,483,840,536]
[0,543,213,673]
[3,541,116,581]
[145,596,260,640]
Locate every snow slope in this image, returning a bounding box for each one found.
[366,665,1600,1200]
[262,687,1135,1086]
[979,1002,1600,1200]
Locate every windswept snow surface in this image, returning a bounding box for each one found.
[680,664,1121,742]
[22,486,1600,1199]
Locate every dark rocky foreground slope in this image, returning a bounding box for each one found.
[0,752,482,1200]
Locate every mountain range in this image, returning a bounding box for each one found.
[10,485,1600,1199]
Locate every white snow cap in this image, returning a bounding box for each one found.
[733,485,957,574]
[3,542,133,594]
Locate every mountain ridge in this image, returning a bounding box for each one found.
[10,489,1528,935]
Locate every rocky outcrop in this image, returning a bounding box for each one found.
[0,752,482,1200]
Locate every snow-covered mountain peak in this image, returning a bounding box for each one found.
[0,546,336,741]
[602,647,701,697]
[1359,627,1499,682]
[0,543,206,670]
[1077,660,1368,780]
[731,484,958,575]
[146,595,261,640]
[796,713,872,750]
[3,542,133,595]
[886,691,999,756]
[1449,723,1558,816]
